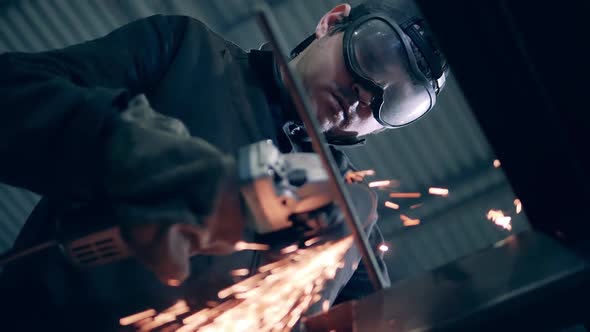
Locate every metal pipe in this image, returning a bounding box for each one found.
[254,3,389,290]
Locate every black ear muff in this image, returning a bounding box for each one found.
[402,19,444,79]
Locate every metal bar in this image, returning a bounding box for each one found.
[254,3,388,290]
[305,231,590,332]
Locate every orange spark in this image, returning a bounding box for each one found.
[167,279,181,287]
[163,300,189,316]
[357,169,375,176]
[258,259,290,273]
[378,244,389,252]
[400,214,421,226]
[514,199,522,214]
[160,324,181,332]
[176,320,205,332]
[119,309,156,326]
[495,216,512,231]
[138,313,175,331]
[428,187,449,197]
[369,180,393,188]
[384,201,399,210]
[345,169,375,183]
[205,301,219,308]
[124,237,355,331]
[133,318,153,329]
[182,308,210,325]
[486,209,512,231]
[280,244,299,254]
[410,203,423,209]
[493,159,501,168]
[234,241,270,251]
[487,209,504,220]
[389,192,421,198]
[230,268,250,277]
[304,237,321,247]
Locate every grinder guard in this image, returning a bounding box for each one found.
[239,140,336,235]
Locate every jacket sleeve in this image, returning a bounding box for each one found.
[0,15,190,199]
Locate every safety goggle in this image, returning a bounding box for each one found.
[343,13,438,128]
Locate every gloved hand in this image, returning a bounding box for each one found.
[101,95,244,285]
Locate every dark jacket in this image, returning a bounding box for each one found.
[0,15,388,331]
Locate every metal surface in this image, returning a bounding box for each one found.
[305,230,590,331]
[254,3,389,290]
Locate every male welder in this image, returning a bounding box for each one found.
[0,1,448,330]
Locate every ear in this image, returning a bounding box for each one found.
[315,4,352,38]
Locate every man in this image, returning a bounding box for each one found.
[0,1,447,330]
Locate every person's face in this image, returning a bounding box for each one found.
[291,4,385,139]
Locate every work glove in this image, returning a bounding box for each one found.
[101,94,244,285]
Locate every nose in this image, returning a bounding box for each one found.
[352,82,374,107]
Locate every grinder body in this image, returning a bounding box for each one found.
[52,139,340,268]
